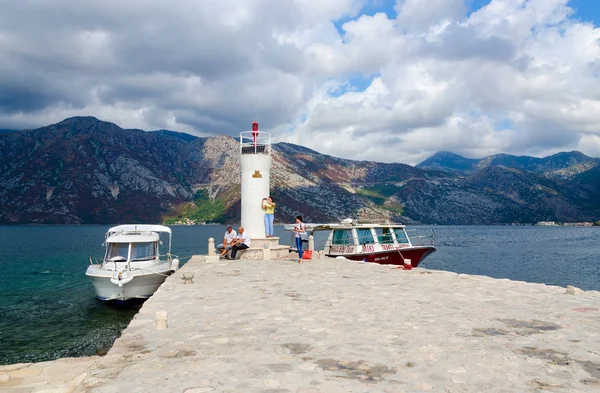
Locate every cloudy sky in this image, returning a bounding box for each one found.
[1,0,599,164]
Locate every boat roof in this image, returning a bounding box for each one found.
[107,224,172,235]
[106,231,160,243]
[284,221,406,231]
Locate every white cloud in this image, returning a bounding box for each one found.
[1,0,600,164]
[396,0,467,33]
[284,0,600,163]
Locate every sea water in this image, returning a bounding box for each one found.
[0,225,598,365]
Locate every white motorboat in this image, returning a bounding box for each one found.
[85,224,180,302]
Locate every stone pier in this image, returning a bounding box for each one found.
[2,254,600,392]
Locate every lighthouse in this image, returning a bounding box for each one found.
[240,122,272,238]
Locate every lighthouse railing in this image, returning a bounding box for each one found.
[240,131,272,155]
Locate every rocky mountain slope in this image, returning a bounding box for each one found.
[1,117,599,225]
[417,150,598,179]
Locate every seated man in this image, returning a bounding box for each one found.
[229,227,251,260]
[217,225,237,258]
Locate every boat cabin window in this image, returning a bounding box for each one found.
[332,229,353,245]
[356,228,375,245]
[131,242,157,261]
[106,243,129,260]
[374,228,394,244]
[393,228,410,244]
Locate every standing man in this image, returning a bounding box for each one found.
[217,225,237,259]
[229,227,251,260]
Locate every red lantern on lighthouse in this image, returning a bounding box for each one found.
[251,121,259,146]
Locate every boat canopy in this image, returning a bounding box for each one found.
[106,232,160,244]
[105,224,173,254]
[283,221,406,232]
[107,224,172,236]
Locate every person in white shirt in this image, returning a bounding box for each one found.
[217,225,237,259]
[293,215,306,263]
[229,227,251,260]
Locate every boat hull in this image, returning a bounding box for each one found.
[86,265,172,302]
[327,246,436,267]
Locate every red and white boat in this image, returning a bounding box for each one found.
[286,219,436,267]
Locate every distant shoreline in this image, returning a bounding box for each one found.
[2,222,600,227]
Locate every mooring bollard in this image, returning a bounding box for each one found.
[182,272,194,284]
[156,310,168,330]
[263,242,271,260]
[208,237,216,256]
[309,235,314,251]
[566,285,582,295]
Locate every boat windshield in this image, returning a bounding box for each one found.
[106,243,129,260]
[332,229,353,245]
[356,228,375,245]
[131,242,158,261]
[374,228,394,244]
[393,228,410,244]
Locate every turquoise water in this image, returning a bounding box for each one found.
[0,225,209,365]
[1,225,599,365]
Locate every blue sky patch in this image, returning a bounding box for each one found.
[334,1,600,38]
[328,73,378,97]
[568,0,600,24]
[333,0,397,37]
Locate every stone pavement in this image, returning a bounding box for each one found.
[3,255,600,392]
[0,356,96,393]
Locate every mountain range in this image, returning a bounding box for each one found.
[1,116,600,225]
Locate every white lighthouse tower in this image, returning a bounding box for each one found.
[240,122,271,238]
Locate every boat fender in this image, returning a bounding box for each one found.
[170,258,180,272]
